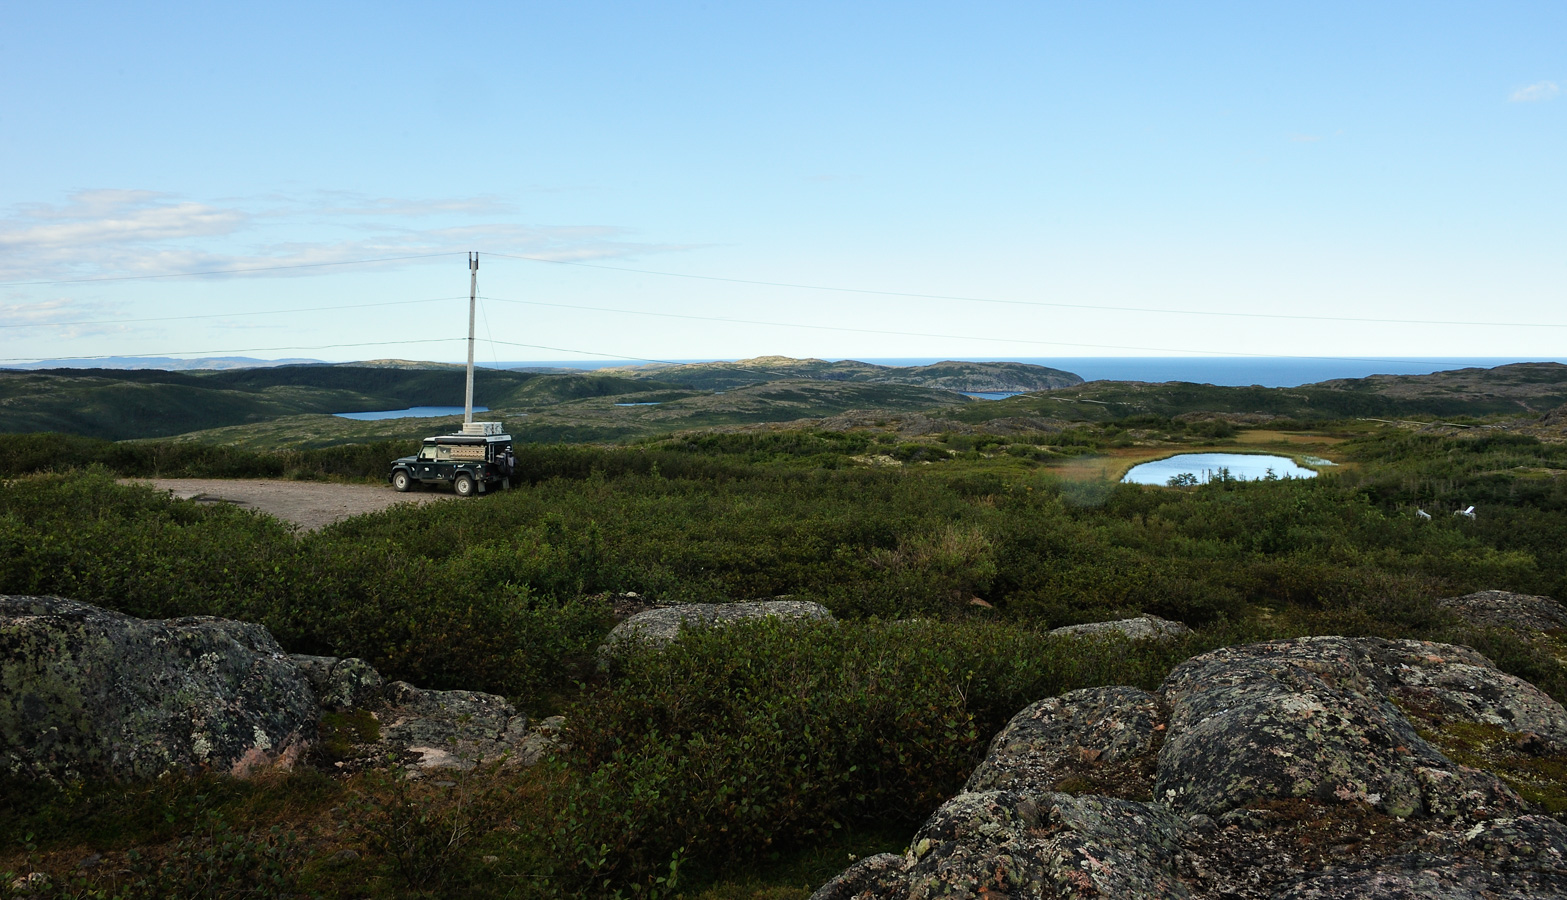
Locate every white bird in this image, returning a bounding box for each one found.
[1416,509,1432,520]
[1455,505,1476,519]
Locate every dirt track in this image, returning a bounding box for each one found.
[122,478,452,531]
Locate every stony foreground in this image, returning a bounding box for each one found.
[0,595,556,780]
[813,635,1567,899]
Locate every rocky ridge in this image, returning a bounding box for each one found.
[813,634,1567,899]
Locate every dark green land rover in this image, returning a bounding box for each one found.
[389,423,515,496]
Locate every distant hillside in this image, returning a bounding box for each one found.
[596,356,1084,392]
[8,356,325,371]
[0,366,666,441]
[10,357,1566,446]
[940,362,1567,426]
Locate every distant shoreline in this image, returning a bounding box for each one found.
[10,356,1565,390]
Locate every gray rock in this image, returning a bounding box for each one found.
[372,681,530,771]
[903,790,1189,899]
[1273,818,1567,900]
[1049,615,1192,642]
[812,635,1567,900]
[599,599,834,657]
[1436,589,1567,633]
[1154,636,1565,821]
[288,654,385,710]
[1157,637,1450,818]
[1,595,315,780]
[965,686,1164,795]
[809,853,910,900]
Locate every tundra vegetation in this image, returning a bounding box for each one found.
[5,373,1567,896]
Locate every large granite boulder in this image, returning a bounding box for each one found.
[1,595,316,780]
[811,636,1567,900]
[1049,615,1192,642]
[1437,589,1567,633]
[1157,636,1566,819]
[599,599,834,657]
[2,596,562,781]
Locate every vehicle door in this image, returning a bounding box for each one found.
[415,445,440,481]
[432,445,455,481]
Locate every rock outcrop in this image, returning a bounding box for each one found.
[1,596,559,780]
[1049,615,1191,642]
[599,599,834,657]
[812,636,1567,899]
[319,679,562,773]
[1,595,315,780]
[1437,589,1567,633]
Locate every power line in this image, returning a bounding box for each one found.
[477,293,1513,368]
[0,338,462,365]
[0,295,467,331]
[0,252,458,287]
[485,252,1567,330]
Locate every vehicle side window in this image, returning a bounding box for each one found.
[418,446,437,460]
[435,446,452,461]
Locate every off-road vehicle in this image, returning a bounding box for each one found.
[389,422,514,497]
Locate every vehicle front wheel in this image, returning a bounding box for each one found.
[392,470,412,492]
[454,473,476,497]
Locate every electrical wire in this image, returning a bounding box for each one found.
[484,252,1567,330]
[0,338,461,365]
[0,295,468,330]
[476,293,1520,368]
[0,252,458,287]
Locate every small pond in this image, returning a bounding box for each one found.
[614,401,662,407]
[335,405,488,421]
[961,391,1024,400]
[1121,453,1322,486]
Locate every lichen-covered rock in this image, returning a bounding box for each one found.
[598,599,834,657]
[813,634,1567,900]
[1154,636,1566,820]
[1437,589,1567,633]
[965,686,1164,795]
[902,790,1189,899]
[1378,642,1567,747]
[809,853,910,900]
[288,654,384,710]
[372,681,530,771]
[1274,818,1567,900]
[1157,639,1444,818]
[1,595,315,780]
[1049,615,1192,642]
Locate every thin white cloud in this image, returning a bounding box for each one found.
[2,192,247,251]
[0,190,688,282]
[1510,81,1559,102]
[0,297,131,339]
[280,190,519,218]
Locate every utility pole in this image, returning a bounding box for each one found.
[464,252,478,424]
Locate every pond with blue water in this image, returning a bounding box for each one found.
[335,406,487,420]
[1121,453,1324,486]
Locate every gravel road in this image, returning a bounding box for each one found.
[122,478,453,531]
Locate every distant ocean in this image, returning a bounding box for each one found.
[491,357,1567,389]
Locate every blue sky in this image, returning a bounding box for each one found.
[1,2,1563,366]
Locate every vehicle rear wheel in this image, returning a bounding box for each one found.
[454,473,476,497]
[392,470,412,492]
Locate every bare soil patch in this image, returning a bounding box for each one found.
[122,478,451,531]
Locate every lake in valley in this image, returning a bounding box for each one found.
[335,406,487,420]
